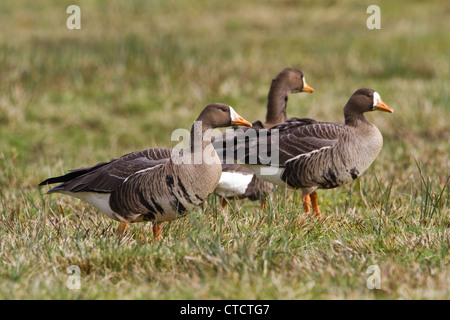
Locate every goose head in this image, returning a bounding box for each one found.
[196,103,252,129]
[265,68,315,126]
[275,68,314,93]
[344,88,393,118]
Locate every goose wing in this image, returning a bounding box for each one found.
[276,122,344,165]
[279,122,354,189]
[39,148,172,193]
[212,119,265,164]
[225,117,318,166]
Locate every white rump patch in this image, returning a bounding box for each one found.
[216,172,253,197]
[246,165,286,187]
[61,191,118,221]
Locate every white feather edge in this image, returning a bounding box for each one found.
[239,146,333,188]
[123,164,164,183]
[285,145,332,163]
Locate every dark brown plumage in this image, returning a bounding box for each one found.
[213,68,314,207]
[223,88,393,215]
[39,103,252,239]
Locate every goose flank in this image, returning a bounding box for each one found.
[39,103,252,239]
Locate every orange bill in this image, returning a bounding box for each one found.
[231,114,252,127]
[302,81,315,93]
[229,106,252,127]
[374,98,393,113]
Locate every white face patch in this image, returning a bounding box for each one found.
[373,91,381,107]
[229,106,239,122]
[302,76,306,89]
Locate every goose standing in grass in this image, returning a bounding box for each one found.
[226,88,393,216]
[213,68,314,208]
[39,103,252,239]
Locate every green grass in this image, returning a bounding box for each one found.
[0,0,449,299]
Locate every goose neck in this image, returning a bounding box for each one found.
[265,81,288,125]
[344,111,371,128]
[189,121,214,152]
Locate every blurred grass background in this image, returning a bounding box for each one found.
[0,0,448,299]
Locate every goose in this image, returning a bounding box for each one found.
[39,103,252,239]
[213,68,314,208]
[226,88,393,215]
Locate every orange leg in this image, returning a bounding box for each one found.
[310,191,322,217]
[117,221,128,236]
[260,201,267,210]
[260,194,269,210]
[302,194,311,214]
[153,222,162,241]
[221,197,228,209]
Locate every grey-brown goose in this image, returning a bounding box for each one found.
[213,68,314,208]
[39,103,252,239]
[229,88,393,215]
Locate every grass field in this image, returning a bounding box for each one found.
[0,0,448,300]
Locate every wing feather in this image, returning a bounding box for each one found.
[40,148,172,193]
[277,122,344,165]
